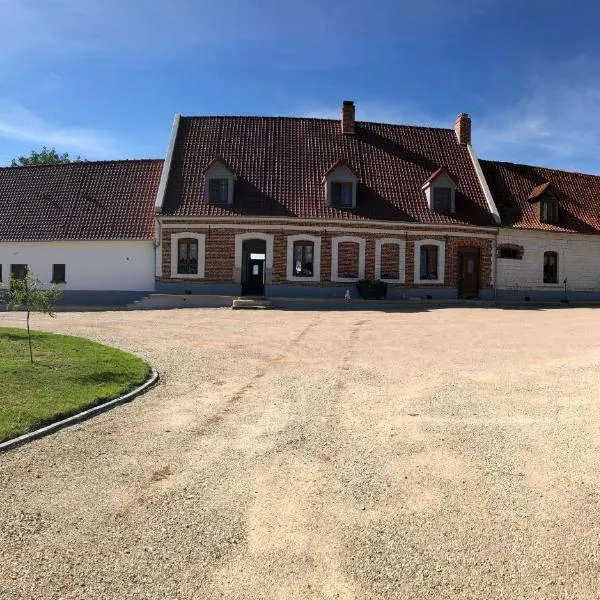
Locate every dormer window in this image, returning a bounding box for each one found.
[331,182,353,207]
[540,199,558,224]
[422,168,457,214]
[433,187,452,213]
[209,179,229,204]
[323,160,358,209]
[203,157,236,205]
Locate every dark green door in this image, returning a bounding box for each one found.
[244,259,265,296]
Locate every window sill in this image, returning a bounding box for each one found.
[51,281,66,285]
[171,272,203,279]
[288,276,319,282]
[414,278,444,285]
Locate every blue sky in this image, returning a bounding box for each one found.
[1,0,600,172]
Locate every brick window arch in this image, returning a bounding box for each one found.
[498,244,524,259]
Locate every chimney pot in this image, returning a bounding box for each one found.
[341,100,355,135]
[455,112,471,145]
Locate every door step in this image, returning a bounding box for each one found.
[232,297,274,310]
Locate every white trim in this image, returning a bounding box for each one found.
[158,215,499,234]
[331,236,366,282]
[414,239,445,284]
[234,232,274,270]
[234,232,274,284]
[467,144,501,224]
[286,234,321,282]
[155,114,181,214]
[170,232,205,279]
[159,221,496,240]
[374,238,406,283]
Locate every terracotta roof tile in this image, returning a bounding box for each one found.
[0,160,163,242]
[480,160,600,233]
[161,116,495,226]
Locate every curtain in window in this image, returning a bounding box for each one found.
[420,246,438,280]
[293,242,314,276]
[178,239,199,274]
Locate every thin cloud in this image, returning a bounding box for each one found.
[0,103,124,158]
[475,78,600,173]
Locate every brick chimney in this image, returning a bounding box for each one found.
[341,100,355,135]
[455,113,471,145]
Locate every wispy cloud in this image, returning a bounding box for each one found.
[476,71,600,173]
[0,103,124,158]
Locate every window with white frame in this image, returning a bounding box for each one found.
[203,159,235,205]
[374,239,406,283]
[170,232,205,279]
[323,162,358,209]
[286,234,321,281]
[331,236,365,282]
[414,239,445,284]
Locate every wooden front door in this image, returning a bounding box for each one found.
[244,258,265,296]
[458,248,480,298]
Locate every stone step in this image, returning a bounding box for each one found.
[231,297,274,310]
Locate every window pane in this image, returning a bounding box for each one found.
[331,182,342,204]
[341,183,352,206]
[52,264,65,283]
[433,187,451,212]
[543,252,558,283]
[293,241,314,277]
[209,179,228,203]
[189,241,198,261]
[420,246,438,280]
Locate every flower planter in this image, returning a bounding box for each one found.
[356,279,387,300]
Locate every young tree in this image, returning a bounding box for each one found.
[10,146,86,167]
[4,273,63,363]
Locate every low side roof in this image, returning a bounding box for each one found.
[161,116,496,226]
[480,160,600,233]
[0,159,163,242]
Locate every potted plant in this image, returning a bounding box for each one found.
[356,279,387,299]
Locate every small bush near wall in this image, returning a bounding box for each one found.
[356,279,387,299]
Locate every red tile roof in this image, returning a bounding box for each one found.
[480,160,600,233]
[0,160,163,242]
[161,116,496,226]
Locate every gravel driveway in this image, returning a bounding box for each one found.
[2,306,600,599]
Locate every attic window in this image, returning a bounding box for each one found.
[209,179,229,204]
[433,187,452,213]
[422,168,457,214]
[540,199,558,224]
[331,182,353,207]
[323,161,358,209]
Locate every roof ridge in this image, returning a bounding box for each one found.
[481,158,600,179]
[0,158,164,171]
[179,114,453,132]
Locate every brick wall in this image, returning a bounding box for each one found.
[380,243,400,279]
[337,242,360,278]
[158,223,494,289]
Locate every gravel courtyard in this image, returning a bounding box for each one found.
[2,306,600,599]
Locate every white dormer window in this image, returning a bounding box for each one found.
[422,168,457,214]
[203,158,236,205]
[323,161,358,209]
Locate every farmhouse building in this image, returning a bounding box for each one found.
[0,160,162,305]
[154,102,500,300]
[482,160,600,301]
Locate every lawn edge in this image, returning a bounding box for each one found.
[0,368,159,453]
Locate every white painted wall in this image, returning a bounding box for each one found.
[497,229,600,291]
[0,240,155,291]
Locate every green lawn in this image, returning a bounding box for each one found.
[0,327,151,443]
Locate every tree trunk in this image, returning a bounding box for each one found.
[27,310,33,364]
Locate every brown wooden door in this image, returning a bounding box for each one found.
[458,248,480,298]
